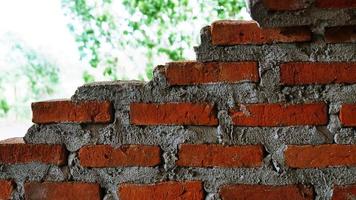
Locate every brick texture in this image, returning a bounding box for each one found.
[211,20,311,45]
[315,0,356,8]
[325,26,356,43]
[0,180,13,200]
[32,100,113,124]
[78,145,161,167]
[220,184,314,200]
[332,185,356,200]
[176,144,264,168]
[262,0,308,10]
[130,102,218,126]
[118,181,203,200]
[229,103,327,127]
[280,62,356,85]
[340,104,356,127]
[285,145,356,168]
[0,144,67,165]
[25,182,101,200]
[164,61,259,85]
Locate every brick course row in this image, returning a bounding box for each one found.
[211,20,355,45]
[2,143,354,169]
[2,181,355,200]
[164,61,356,86]
[31,100,356,127]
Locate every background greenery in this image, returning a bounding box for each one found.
[0,0,247,120]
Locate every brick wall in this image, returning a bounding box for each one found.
[0,0,355,199]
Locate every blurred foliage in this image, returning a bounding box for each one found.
[0,34,59,119]
[61,0,246,82]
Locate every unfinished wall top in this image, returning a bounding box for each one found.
[247,0,356,32]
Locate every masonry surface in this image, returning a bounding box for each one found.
[0,0,356,199]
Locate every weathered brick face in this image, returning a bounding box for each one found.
[262,0,309,11]
[315,0,356,8]
[78,145,161,167]
[285,145,356,168]
[118,181,203,200]
[32,100,113,124]
[280,62,356,85]
[25,182,101,200]
[220,184,314,200]
[229,103,328,127]
[130,102,218,125]
[0,181,13,200]
[177,144,264,168]
[165,61,259,85]
[211,20,311,45]
[1,0,355,199]
[0,144,67,165]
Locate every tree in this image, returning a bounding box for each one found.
[0,33,60,119]
[61,0,247,82]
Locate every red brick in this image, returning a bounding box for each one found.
[281,62,356,85]
[176,144,264,168]
[165,61,259,85]
[340,104,356,127]
[0,144,67,165]
[118,181,203,200]
[332,185,356,200]
[220,184,314,200]
[32,100,113,124]
[325,26,356,43]
[78,145,161,167]
[262,0,308,10]
[25,182,101,200]
[130,103,218,126]
[229,103,327,127]
[316,0,356,8]
[211,20,311,45]
[285,145,356,168]
[0,180,13,200]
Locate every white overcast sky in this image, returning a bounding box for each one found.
[0,0,83,139]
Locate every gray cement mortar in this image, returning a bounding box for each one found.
[6,6,356,200]
[19,66,356,200]
[247,0,356,29]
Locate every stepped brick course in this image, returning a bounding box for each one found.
[285,145,356,168]
[229,103,328,127]
[78,145,161,167]
[0,144,67,165]
[1,0,356,199]
[130,102,218,125]
[165,61,259,85]
[211,20,311,45]
[25,182,101,200]
[118,181,203,200]
[220,184,314,200]
[280,62,356,85]
[32,100,113,124]
[176,144,264,168]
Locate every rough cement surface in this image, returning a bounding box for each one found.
[247,0,356,29]
[18,64,356,199]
